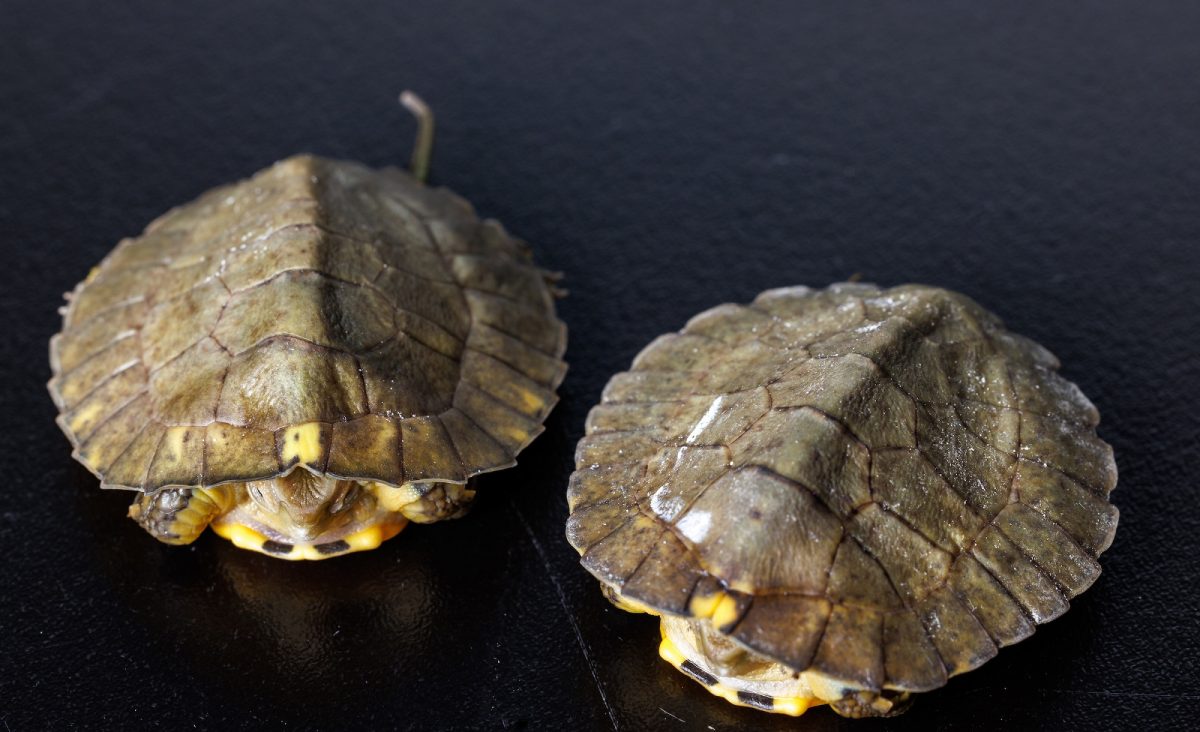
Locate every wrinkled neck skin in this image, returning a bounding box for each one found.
[129,468,474,560]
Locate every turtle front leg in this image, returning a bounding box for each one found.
[372,481,476,524]
[128,486,237,545]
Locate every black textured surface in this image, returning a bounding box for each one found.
[3,2,1199,730]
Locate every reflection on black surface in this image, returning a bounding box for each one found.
[82,470,523,717]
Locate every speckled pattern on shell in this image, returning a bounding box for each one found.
[567,283,1117,694]
[48,155,567,492]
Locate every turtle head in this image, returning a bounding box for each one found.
[244,471,362,541]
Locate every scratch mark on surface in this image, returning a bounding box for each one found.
[659,707,684,723]
[509,498,620,731]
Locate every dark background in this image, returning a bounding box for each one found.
[3,1,1199,730]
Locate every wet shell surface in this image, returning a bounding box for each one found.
[566,283,1117,717]
[49,154,566,555]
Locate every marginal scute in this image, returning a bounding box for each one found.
[65,263,152,326]
[601,370,696,403]
[729,594,831,670]
[465,290,564,356]
[51,298,146,374]
[63,363,148,443]
[683,303,777,346]
[993,503,1101,595]
[145,426,207,488]
[76,395,153,475]
[810,604,885,690]
[50,333,141,409]
[460,350,557,421]
[399,415,465,483]
[568,282,1117,707]
[575,430,663,467]
[567,463,644,512]
[915,585,998,676]
[566,500,632,554]
[971,524,1068,624]
[451,254,553,309]
[882,610,947,692]
[438,409,510,475]
[205,423,278,484]
[948,554,1035,646]
[452,382,543,453]
[466,323,567,387]
[1012,460,1119,554]
[581,514,665,586]
[619,532,704,615]
[1018,411,1117,495]
[632,333,725,374]
[104,423,167,488]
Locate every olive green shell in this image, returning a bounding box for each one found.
[49,155,567,492]
[567,283,1117,694]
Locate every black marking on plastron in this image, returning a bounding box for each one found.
[316,540,350,555]
[680,660,718,686]
[737,690,775,710]
[262,540,294,555]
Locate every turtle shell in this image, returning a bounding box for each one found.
[567,283,1117,698]
[49,154,566,493]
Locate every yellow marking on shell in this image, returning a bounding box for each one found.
[512,387,547,415]
[67,400,105,434]
[658,629,817,717]
[281,422,324,465]
[687,589,741,628]
[159,426,190,462]
[710,594,741,629]
[84,266,102,283]
[371,482,425,512]
[688,590,726,619]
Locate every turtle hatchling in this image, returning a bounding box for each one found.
[49,93,567,560]
[566,283,1116,717]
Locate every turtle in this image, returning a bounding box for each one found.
[49,92,567,560]
[566,282,1117,718]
